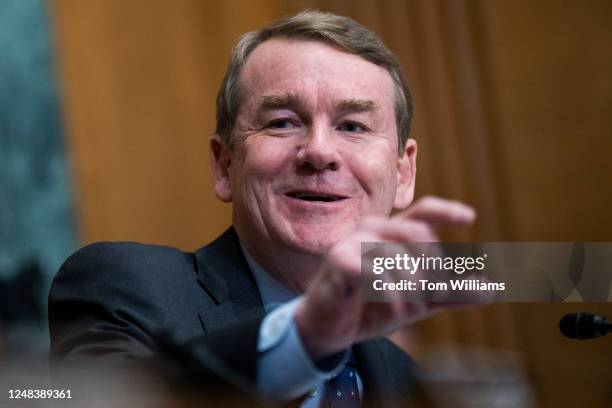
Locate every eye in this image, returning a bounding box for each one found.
[337,122,367,133]
[267,119,299,129]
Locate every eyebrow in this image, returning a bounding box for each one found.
[259,94,301,113]
[257,94,378,114]
[337,99,378,113]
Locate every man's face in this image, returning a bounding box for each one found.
[212,38,416,255]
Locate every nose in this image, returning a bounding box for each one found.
[295,124,341,172]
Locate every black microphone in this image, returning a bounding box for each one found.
[559,312,612,339]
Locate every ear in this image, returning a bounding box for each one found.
[393,138,417,210]
[210,135,233,202]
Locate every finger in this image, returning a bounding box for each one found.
[329,229,382,278]
[398,196,476,227]
[379,219,438,243]
[359,216,439,243]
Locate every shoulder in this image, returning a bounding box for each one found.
[49,242,206,357]
[54,241,196,285]
[60,240,194,270]
[49,241,203,317]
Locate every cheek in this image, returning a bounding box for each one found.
[231,139,294,192]
[347,147,398,203]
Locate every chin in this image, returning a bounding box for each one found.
[291,237,336,256]
[282,223,355,256]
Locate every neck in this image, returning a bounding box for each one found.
[238,234,324,294]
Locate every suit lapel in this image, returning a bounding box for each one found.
[354,339,412,407]
[194,227,264,333]
[354,340,387,406]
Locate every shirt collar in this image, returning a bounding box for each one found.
[239,242,296,313]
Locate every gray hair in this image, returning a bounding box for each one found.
[215,10,413,154]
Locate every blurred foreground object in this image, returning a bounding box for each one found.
[418,345,538,408]
[0,259,47,359]
[0,0,77,361]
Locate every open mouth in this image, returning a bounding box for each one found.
[286,192,346,202]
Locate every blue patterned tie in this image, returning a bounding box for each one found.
[326,364,360,407]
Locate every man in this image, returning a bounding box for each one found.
[49,10,475,407]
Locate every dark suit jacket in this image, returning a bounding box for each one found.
[49,227,420,406]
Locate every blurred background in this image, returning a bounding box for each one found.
[0,0,611,406]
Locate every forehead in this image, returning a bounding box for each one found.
[239,38,395,111]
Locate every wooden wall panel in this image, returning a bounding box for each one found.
[477,0,612,242]
[473,1,612,406]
